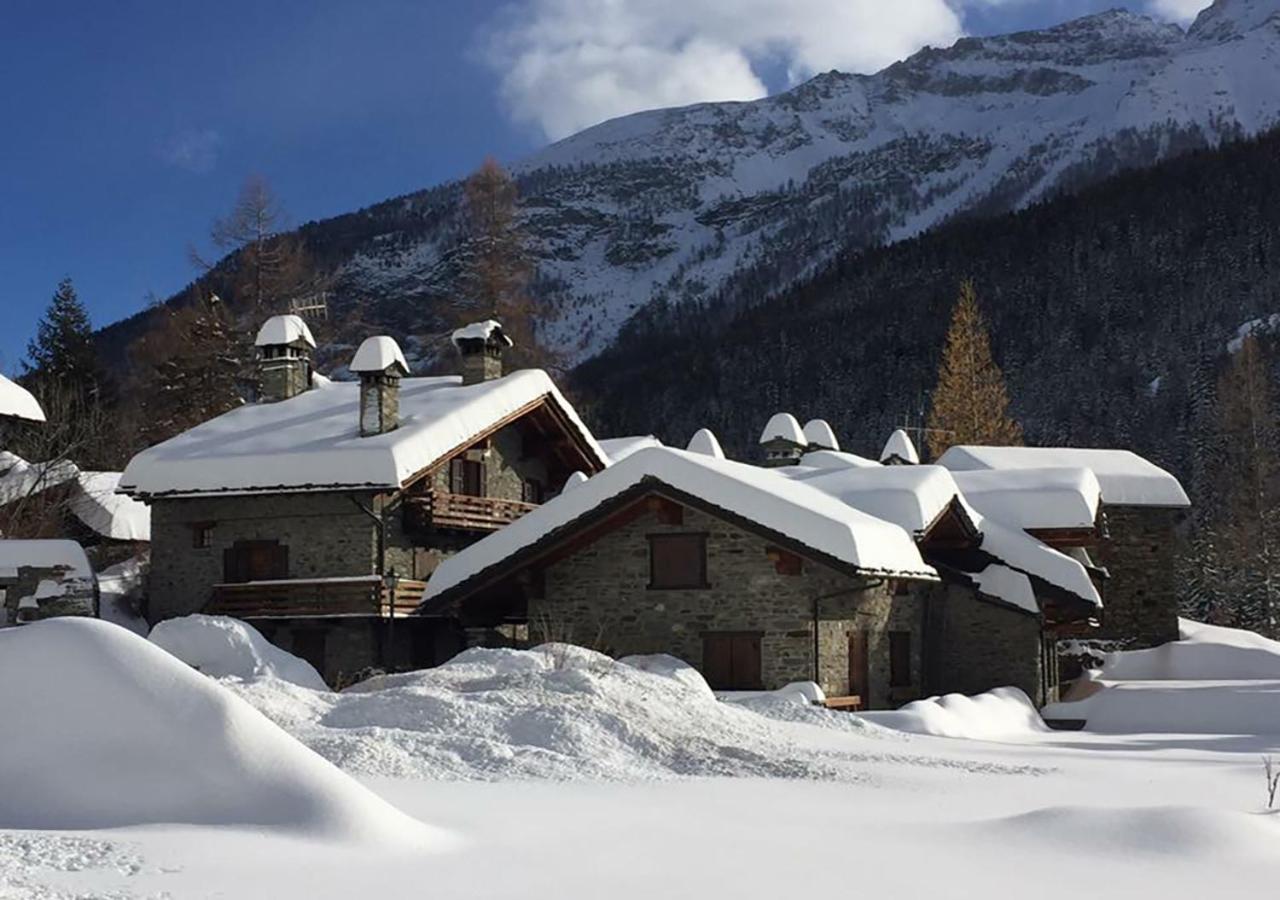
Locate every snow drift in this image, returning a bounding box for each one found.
[150,614,328,689]
[858,687,1050,740]
[0,618,444,844]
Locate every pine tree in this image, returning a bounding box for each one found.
[925,280,1023,460]
[455,157,558,369]
[23,278,103,402]
[1213,334,1280,635]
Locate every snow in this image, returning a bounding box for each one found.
[598,434,662,462]
[801,419,839,450]
[69,470,151,541]
[120,369,606,496]
[349,335,410,374]
[1226,312,1280,352]
[966,508,1102,607]
[451,320,513,347]
[254,314,316,349]
[938,445,1190,508]
[0,618,444,844]
[0,373,45,422]
[950,466,1102,531]
[685,427,725,459]
[96,554,148,636]
[0,538,93,579]
[561,470,589,492]
[150,614,328,689]
[1044,619,1280,732]
[0,452,77,506]
[424,447,936,603]
[880,428,919,464]
[799,449,883,469]
[780,463,957,534]
[859,687,1051,740]
[969,563,1039,613]
[758,412,805,445]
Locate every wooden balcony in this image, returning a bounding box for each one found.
[403,490,537,533]
[206,576,428,619]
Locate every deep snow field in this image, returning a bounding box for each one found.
[3,616,1280,900]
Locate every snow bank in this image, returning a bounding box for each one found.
[0,618,443,844]
[226,644,890,781]
[858,687,1050,740]
[1096,618,1280,681]
[150,614,328,690]
[0,373,45,422]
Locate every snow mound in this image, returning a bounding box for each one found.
[0,618,445,844]
[150,614,328,690]
[859,687,1050,740]
[1097,619,1280,681]
[227,644,896,782]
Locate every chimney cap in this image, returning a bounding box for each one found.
[880,428,920,465]
[451,320,513,350]
[255,315,316,350]
[350,336,410,376]
[686,428,725,459]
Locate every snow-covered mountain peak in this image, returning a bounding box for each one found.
[1190,0,1280,42]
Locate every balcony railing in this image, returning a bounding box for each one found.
[206,576,428,619]
[403,490,537,533]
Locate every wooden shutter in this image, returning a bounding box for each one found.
[648,534,707,589]
[702,634,734,690]
[889,631,912,687]
[849,630,869,700]
[272,543,290,579]
[449,458,466,494]
[702,632,762,690]
[732,634,762,690]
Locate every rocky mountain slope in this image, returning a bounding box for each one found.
[329,0,1280,362]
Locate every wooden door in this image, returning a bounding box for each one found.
[223,540,288,583]
[848,630,869,704]
[703,632,763,690]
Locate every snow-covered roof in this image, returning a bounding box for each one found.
[950,467,1102,531]
[451,320,513,348]
[938,446,1189,508]
[759,413,805,445]
[969,564,1038,614]
[349,336,410,375]
[425,447,938,602]
[0,374,45,423]
[562,471,589,493]
[254,315,316,349]
[0,452,79,508]
[70,472,151,542]
[960,503,1100,607]
[120,370,606,498]
[598,435,662,463]
[780,464,957,534]
[881,429,920,464]
[800,450,883,470]
[686,428,725,459]
[0,540,93,580]
[802,419,839,450]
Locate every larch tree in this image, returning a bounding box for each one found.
[925,280,1023,460]
[455,157,558,369]
[1213,333,1280,636]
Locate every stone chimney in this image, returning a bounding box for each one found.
[758,413,806,468]
[254,315,316,403]
[350,336,410,437]
[451,320,513,385]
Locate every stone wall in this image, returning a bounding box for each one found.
[925,583,1047,702]
[148,492,379,620]
[535,503,925,706]
[1095,505,1183,648]
[0,566,96,627]
[258,357,309,403]
[253,615,463,686]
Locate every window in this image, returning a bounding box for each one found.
[702,632,762,690]
[223,540,289,583]
[449,458,486,497]
[192,522,215,549]
[888,631,912,688]
[521,478,544,504]
[648,533,708,589]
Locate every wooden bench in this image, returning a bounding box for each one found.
[821,695,864,711]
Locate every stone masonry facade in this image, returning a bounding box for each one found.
[925,583,1050,703]
[1095,505,1184,649]
[534,503,927,707]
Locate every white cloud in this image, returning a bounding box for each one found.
[1145,0,1210,23]
[159,129,223,174]
[482,0,968,141]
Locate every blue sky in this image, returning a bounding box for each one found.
[0,0,1205,374]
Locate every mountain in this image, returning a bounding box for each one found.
[318,0,1280,362]
[99,1,1280,372]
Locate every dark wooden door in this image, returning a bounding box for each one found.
[702,633,763,690]
[848,630,870,703]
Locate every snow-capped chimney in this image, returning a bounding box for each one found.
[880,429,920,466]
[254,315,316,403]
[758,413,806,468]
[452,320,512,386]
[350,336,410,437]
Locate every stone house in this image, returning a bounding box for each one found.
[0,539,97,626]
[421,442,1104,708]
[119,317,607,683]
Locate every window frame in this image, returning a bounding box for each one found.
[191,522,215,550]
[647,532,710,590]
